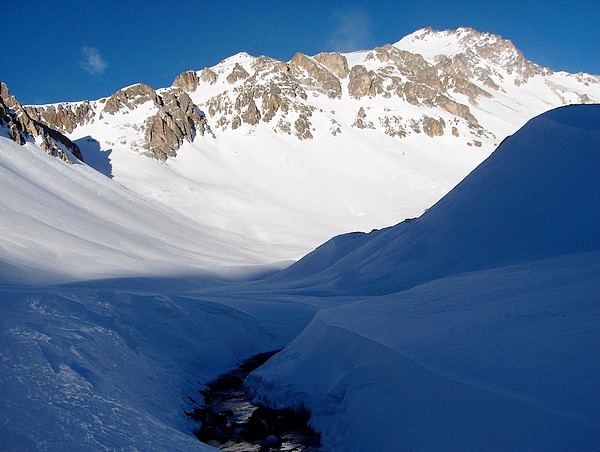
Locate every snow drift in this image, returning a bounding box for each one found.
[247,105,600,450]
[269,104,600,295]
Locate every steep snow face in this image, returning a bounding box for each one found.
[271,104,600,294]
[247,104,600,449]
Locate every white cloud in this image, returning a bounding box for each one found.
[326,9,371,52]
[80,46,108,75]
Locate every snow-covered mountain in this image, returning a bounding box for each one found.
[247,104,600,449]
[267,104,600,294]
[1,104,597,450]
[1,27,599,450]
[3,26,598,275]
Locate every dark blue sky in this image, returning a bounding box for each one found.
[3,0,599,105]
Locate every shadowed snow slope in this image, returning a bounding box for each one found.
[269,104,600,295]
[0,136,288,285]
[0,105,598,450]
[246,104,600,450]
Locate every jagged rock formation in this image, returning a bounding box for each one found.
[102,83,159,114]
[24,101,94,134]
[313,52,349,79]
[24,83,213,161]
[1,82,83,163]
[144,87,212,161]
[289,52,342,99]
[173,70,200,92]
[202,54,316,139]
[164,27,598,146]
[15,27,600,163]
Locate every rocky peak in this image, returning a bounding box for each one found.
[289,52,342,99]
[397,27,552,87]
[226,63,250,84]
[173,70,200,92]
[103,83,160,114]
[0,82,83,163]
[313,52,349,79]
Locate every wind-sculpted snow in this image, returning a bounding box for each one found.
[248,252,600,450]
[0,287,270,450]
[271,104,600,294]
[244,104,600,449]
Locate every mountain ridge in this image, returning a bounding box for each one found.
[12,27,600,162]
[1,26,599,270]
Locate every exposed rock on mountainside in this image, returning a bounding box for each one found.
[173,70,200,92]
[1,82,83,163]
[17,26,600,163]
[289,52,342,99]
[24,83,213,161]
[145,87,212,161]
[226,63,250,84]
[313,52,349,79]
[24,101,94,134]
[348,64,384,99]
[102,83,160,114]
[167,27,597,146]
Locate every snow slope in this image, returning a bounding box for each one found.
[249,252,600,450]
[246,104,600,449]
[268,104,600,294]
[1,29,599,449]
[0,135,291,285]
[0,105,598,450]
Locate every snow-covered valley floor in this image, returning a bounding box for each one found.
[1,105,599,450]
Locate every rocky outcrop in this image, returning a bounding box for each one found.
[314,52,349,79]
[0,82,83,163]
[200,68,218,85]
[422,116,445,137]
[289,52,342,99]
[379,115,407,138]
[21,80,212,162]
[144,88,213,161]
[204,55,317,139]
[227,63,250,84]
[25,101,94,134]
[103,83,159,114]
[348,65,384,99]
[352,107,375,129]
[173,70,200,92]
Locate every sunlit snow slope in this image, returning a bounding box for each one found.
[268,104,600,294]
[247,104,600,450]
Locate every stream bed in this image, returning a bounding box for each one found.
[186,351,321,451]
